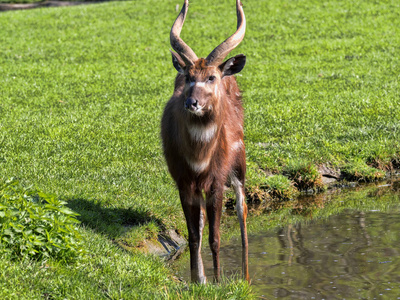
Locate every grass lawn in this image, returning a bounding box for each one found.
[1,0,399,298]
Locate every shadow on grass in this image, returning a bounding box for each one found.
[66,198,164,239]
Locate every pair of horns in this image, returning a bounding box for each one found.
[170,0,246,67]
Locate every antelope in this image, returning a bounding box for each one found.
[161,0,249,283]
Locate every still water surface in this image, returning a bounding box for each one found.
[177,182,400,299]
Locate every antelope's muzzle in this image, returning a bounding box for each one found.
[185,97,199,111]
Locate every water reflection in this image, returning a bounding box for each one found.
[247,209,400,299]
[177,180,400,299]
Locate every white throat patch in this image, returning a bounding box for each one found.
[187,123,217,143]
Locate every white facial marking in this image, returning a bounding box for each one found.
[231,140,244,152]
[188,123,217,142]
[189,81,207,88]
[186,157,210,173]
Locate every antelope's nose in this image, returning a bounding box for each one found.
[185,98,198,110]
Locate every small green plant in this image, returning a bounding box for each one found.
[284,162,324,191]
[0,178,83,262]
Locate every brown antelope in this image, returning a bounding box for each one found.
[161,0,249,283]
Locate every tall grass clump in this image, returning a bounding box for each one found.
[244,175,296,213]
[341,161,385,182]
[284,162,324,192]
[0,178,83,262]
[263,174,296,200]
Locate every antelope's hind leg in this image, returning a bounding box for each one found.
[231,175,250,282]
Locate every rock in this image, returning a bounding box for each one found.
[143,230,187,261]
[318,164,341,179]
[322,176,338,186]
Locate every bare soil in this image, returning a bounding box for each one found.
[0,0,107,11]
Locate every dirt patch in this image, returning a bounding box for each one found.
[0,0,107,11]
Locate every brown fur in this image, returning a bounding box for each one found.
[162,62,244,193]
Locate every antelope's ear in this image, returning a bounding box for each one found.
[170,50,186,74]
[219,54,246,77]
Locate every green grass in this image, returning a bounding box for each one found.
[0,227,252,299]
[1,0,400,297]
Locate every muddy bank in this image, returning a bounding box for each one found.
[319,165,400,189]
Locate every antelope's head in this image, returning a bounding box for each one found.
[170,0,246,117]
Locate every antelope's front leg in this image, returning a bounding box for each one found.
[180,190,207,283]
[206,188,224,282]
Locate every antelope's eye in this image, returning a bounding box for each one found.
[208,75,216,83]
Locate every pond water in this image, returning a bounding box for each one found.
[176,180,400,299]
